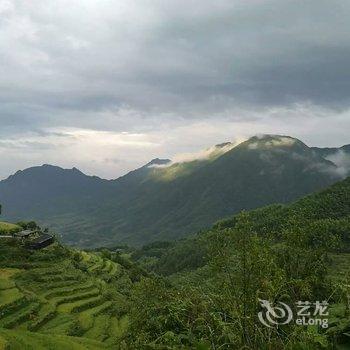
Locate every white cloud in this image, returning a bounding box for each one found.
[0,1,350,178]
[248,136,296,149]
[154,142,237,165]
[324,150,350,178]
[0,103,349,180]
[0,128,161,179]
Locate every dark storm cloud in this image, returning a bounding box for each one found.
[1,0,350,127]
[1,0,350,179]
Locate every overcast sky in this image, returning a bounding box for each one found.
[1,0,350,180]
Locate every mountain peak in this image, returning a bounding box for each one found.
[3,164,89,184]
[0,134,345,248]
[146,158,171,167]
[243,134,305,150]
[214,142,232,149]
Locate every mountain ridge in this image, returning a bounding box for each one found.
[0,134,349,247]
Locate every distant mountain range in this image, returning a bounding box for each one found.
[0,134,349,247]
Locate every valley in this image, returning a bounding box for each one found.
[0,135,349,248]
[0,173,350,348]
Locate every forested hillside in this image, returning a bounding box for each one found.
[0,135,348,247]
[126,175,350,349]
[215,174,350,247]
[0,176,350,348]
[135,175,350,276]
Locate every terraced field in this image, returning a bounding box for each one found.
[0,222,20,235]
[0,243,130,349]
[0,328,108,350]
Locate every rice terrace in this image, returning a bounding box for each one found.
[0,234,130,349]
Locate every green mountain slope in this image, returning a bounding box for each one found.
[0,240,138,349]
[214,174,350,245]
[0,135,348,247]
[128,174,350,349]
[1,175,350,349]
[135,175,350,276]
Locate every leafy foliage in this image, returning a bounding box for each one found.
[126,177,350,349]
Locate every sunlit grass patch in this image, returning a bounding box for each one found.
[0,222,20,234]
[0,288,23,307]
[78,301,112,330]
[84,314,111,342]
[0,269,22,280]
[0,268,22,291]
[0,328,108,350]
[108,315,129,340]
[0,334,8,350]
[57,295,103,314]
[42,281,95,299]
[41,313,75,335]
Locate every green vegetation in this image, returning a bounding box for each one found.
[1,135,347,247]
[0,328,108,349]
[0,240,135,349]
[0,222,20,235]
[0,174,350,348]
[127,176,350,349]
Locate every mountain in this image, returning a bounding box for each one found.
[214,171,350,244]
[312,144,350,158]
[129,171,350,349]
[1,174,349,349]
[0,164,112,227]
[0,178,350,350]
[134,173,350,276]
[312,144,350,178]
[0,135,348,247]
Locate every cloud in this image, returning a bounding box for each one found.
[0,1,350,178]
[324,150,350,178]
[164,142,237,165]
[2,1,350,121]
[0,128,161,179]
[248,136,296,150]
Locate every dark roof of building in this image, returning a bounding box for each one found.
[14,230,36,238]
[30,233,54,244]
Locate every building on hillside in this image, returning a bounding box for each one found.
[14,230,36,239]
[26,234,54,250]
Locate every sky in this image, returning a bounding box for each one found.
[1,0,350,180]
